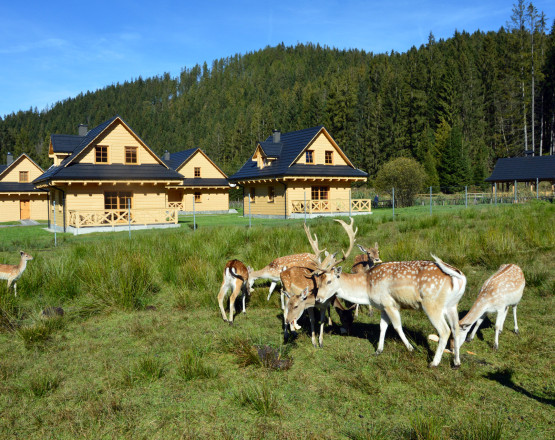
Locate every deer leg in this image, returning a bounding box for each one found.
[467,316,485,342]
[376,310,391,355]
[217,280,229,322]
[513,305,519,335]
[308,308,317,348]
[280,289,285,310]
[241,284,247,314]
[445,306,461,368]
[494,307,509,350]
[227,280,242,324]
[318,308,326,348]
[384,306,414,352]
[354,304,359,318]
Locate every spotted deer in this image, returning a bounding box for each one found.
[350,242,382,317]
[249,223,334,309]
[312,222,467,367]
[217,260,253,324]
[0,251,33,296]
[281,266,354,347]
[456,264,525,350]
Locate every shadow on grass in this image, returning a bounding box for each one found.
[484,368,555,407]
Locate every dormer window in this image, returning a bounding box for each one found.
[305,150,314,164]
[194,167,201,178]
[95,145,108,163]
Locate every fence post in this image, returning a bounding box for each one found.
[128,199,131,239]
[536,178,539,199]
[494,183,497,206]
[53,200,57,247]
[392,187,395,220]
[514,180,517,203]
[349,189,352,217]
[465,186,468,208]
[304,191,307,224]
[193,196,196,231]
[248,193,251,228]
[429,186,432,215]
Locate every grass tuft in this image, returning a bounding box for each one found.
[234,383,280,416]
[123,355,166,385]
[409,415,444,440]
[27,372,62,397]
[17,316,65,349]
[177,348,219,381]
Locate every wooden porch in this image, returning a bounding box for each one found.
[68,208,178,229]
[290,199,371,214]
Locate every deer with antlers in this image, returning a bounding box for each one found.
[217,260,253,324]
[456,264,525,351]
[350,242,381,317]
[248,223,334,309]
[0,251,33,296]
[312,219,467,368]
[281,266,354,347]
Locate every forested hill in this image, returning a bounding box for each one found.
[1,25,554,188]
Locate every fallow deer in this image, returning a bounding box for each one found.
[281,266,354,347]
[312,222,467,367]
[0,251,33,296]
[249,223,334,309]
[217,260,253,324]
[350,242,382,317]
[456,264,525,350]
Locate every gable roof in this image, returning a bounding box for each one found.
[34,116,182,185]
[485,155,555,182]
[50,134,84,154]
[0,153,44,181]
[229,126,367,182]
[162,148,198,171]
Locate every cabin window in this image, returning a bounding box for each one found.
[249,187,255,203]
[194,167,201,178]
[311,186,329,200]
[305,150,314,164]
[125,146,138,164]
[104,191,133,210]
[194,192,201,203]
[95,145,108,163]
[19,171,29,183]
[325,151,334,165]
[268,186,275,203]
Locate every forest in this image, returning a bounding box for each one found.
[0,1,553,191]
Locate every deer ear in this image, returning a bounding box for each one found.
[301,287,309,300]
[335,266,343,277]
[357,244,366,253]
[284,290,291,299]
[374,242,378,249]
[20,250,24,256]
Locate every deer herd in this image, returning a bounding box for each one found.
[217,218,525,368]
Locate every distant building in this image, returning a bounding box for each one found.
[485,155,555,194]
[229,126,369,218]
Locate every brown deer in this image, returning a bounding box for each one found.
[0,251,33,296]
[456,264,525,350]
[350,242,382,317]
[217,260,253,324]
[312,221,467,367]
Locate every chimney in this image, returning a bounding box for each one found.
[163,150,171,161]
[524,149,534,157]
[272,129,281,143]
[78,124,88,136]
[6,152,13,166]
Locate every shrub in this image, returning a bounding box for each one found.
[375,157,427,207]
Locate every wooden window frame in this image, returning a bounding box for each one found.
[305,150,314,164]
[125,146,138,164]
[194,167,201,178]
[95,145,109,164]
[311,186,329,200]
[19,171,29,183]
[194,192,202,203]
[104,191,133,210]
[249,187,256,203]
[268,186,275,203]
[325,150,334,165]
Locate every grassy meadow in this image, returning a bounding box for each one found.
[0,202,553,439]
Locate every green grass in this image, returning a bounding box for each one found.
[0,202,553,438]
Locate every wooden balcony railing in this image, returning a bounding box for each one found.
[290,199,371,214]
[168,201,184,210]
[68,208,178,229]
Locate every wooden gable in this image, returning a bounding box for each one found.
[292,128,352,167]
[176,149,227,179]
[0,154,44,183]
[71,118,166,167]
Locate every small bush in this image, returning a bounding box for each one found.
[375,157,427,207]
[234,383,280,416]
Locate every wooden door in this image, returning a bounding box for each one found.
[20,200,30,220]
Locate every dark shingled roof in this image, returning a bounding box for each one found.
[229,126,367,181]
[180,178,229,187]
[34,164,183,184]
[0,183,47,193]
[0,165,7,174]
[485,155,555,182]
[51,134,84,154]
[162,148,198,170]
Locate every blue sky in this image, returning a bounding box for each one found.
[1,0,553,118]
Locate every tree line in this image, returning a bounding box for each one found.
[0,1,553,190]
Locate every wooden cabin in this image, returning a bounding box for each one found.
[0,153,47,222]
[162,148,230,213]
[33,116,184,234]
[229,126,369,218]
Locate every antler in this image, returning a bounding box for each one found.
[330,217,357,269]
[304,223,325,259]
